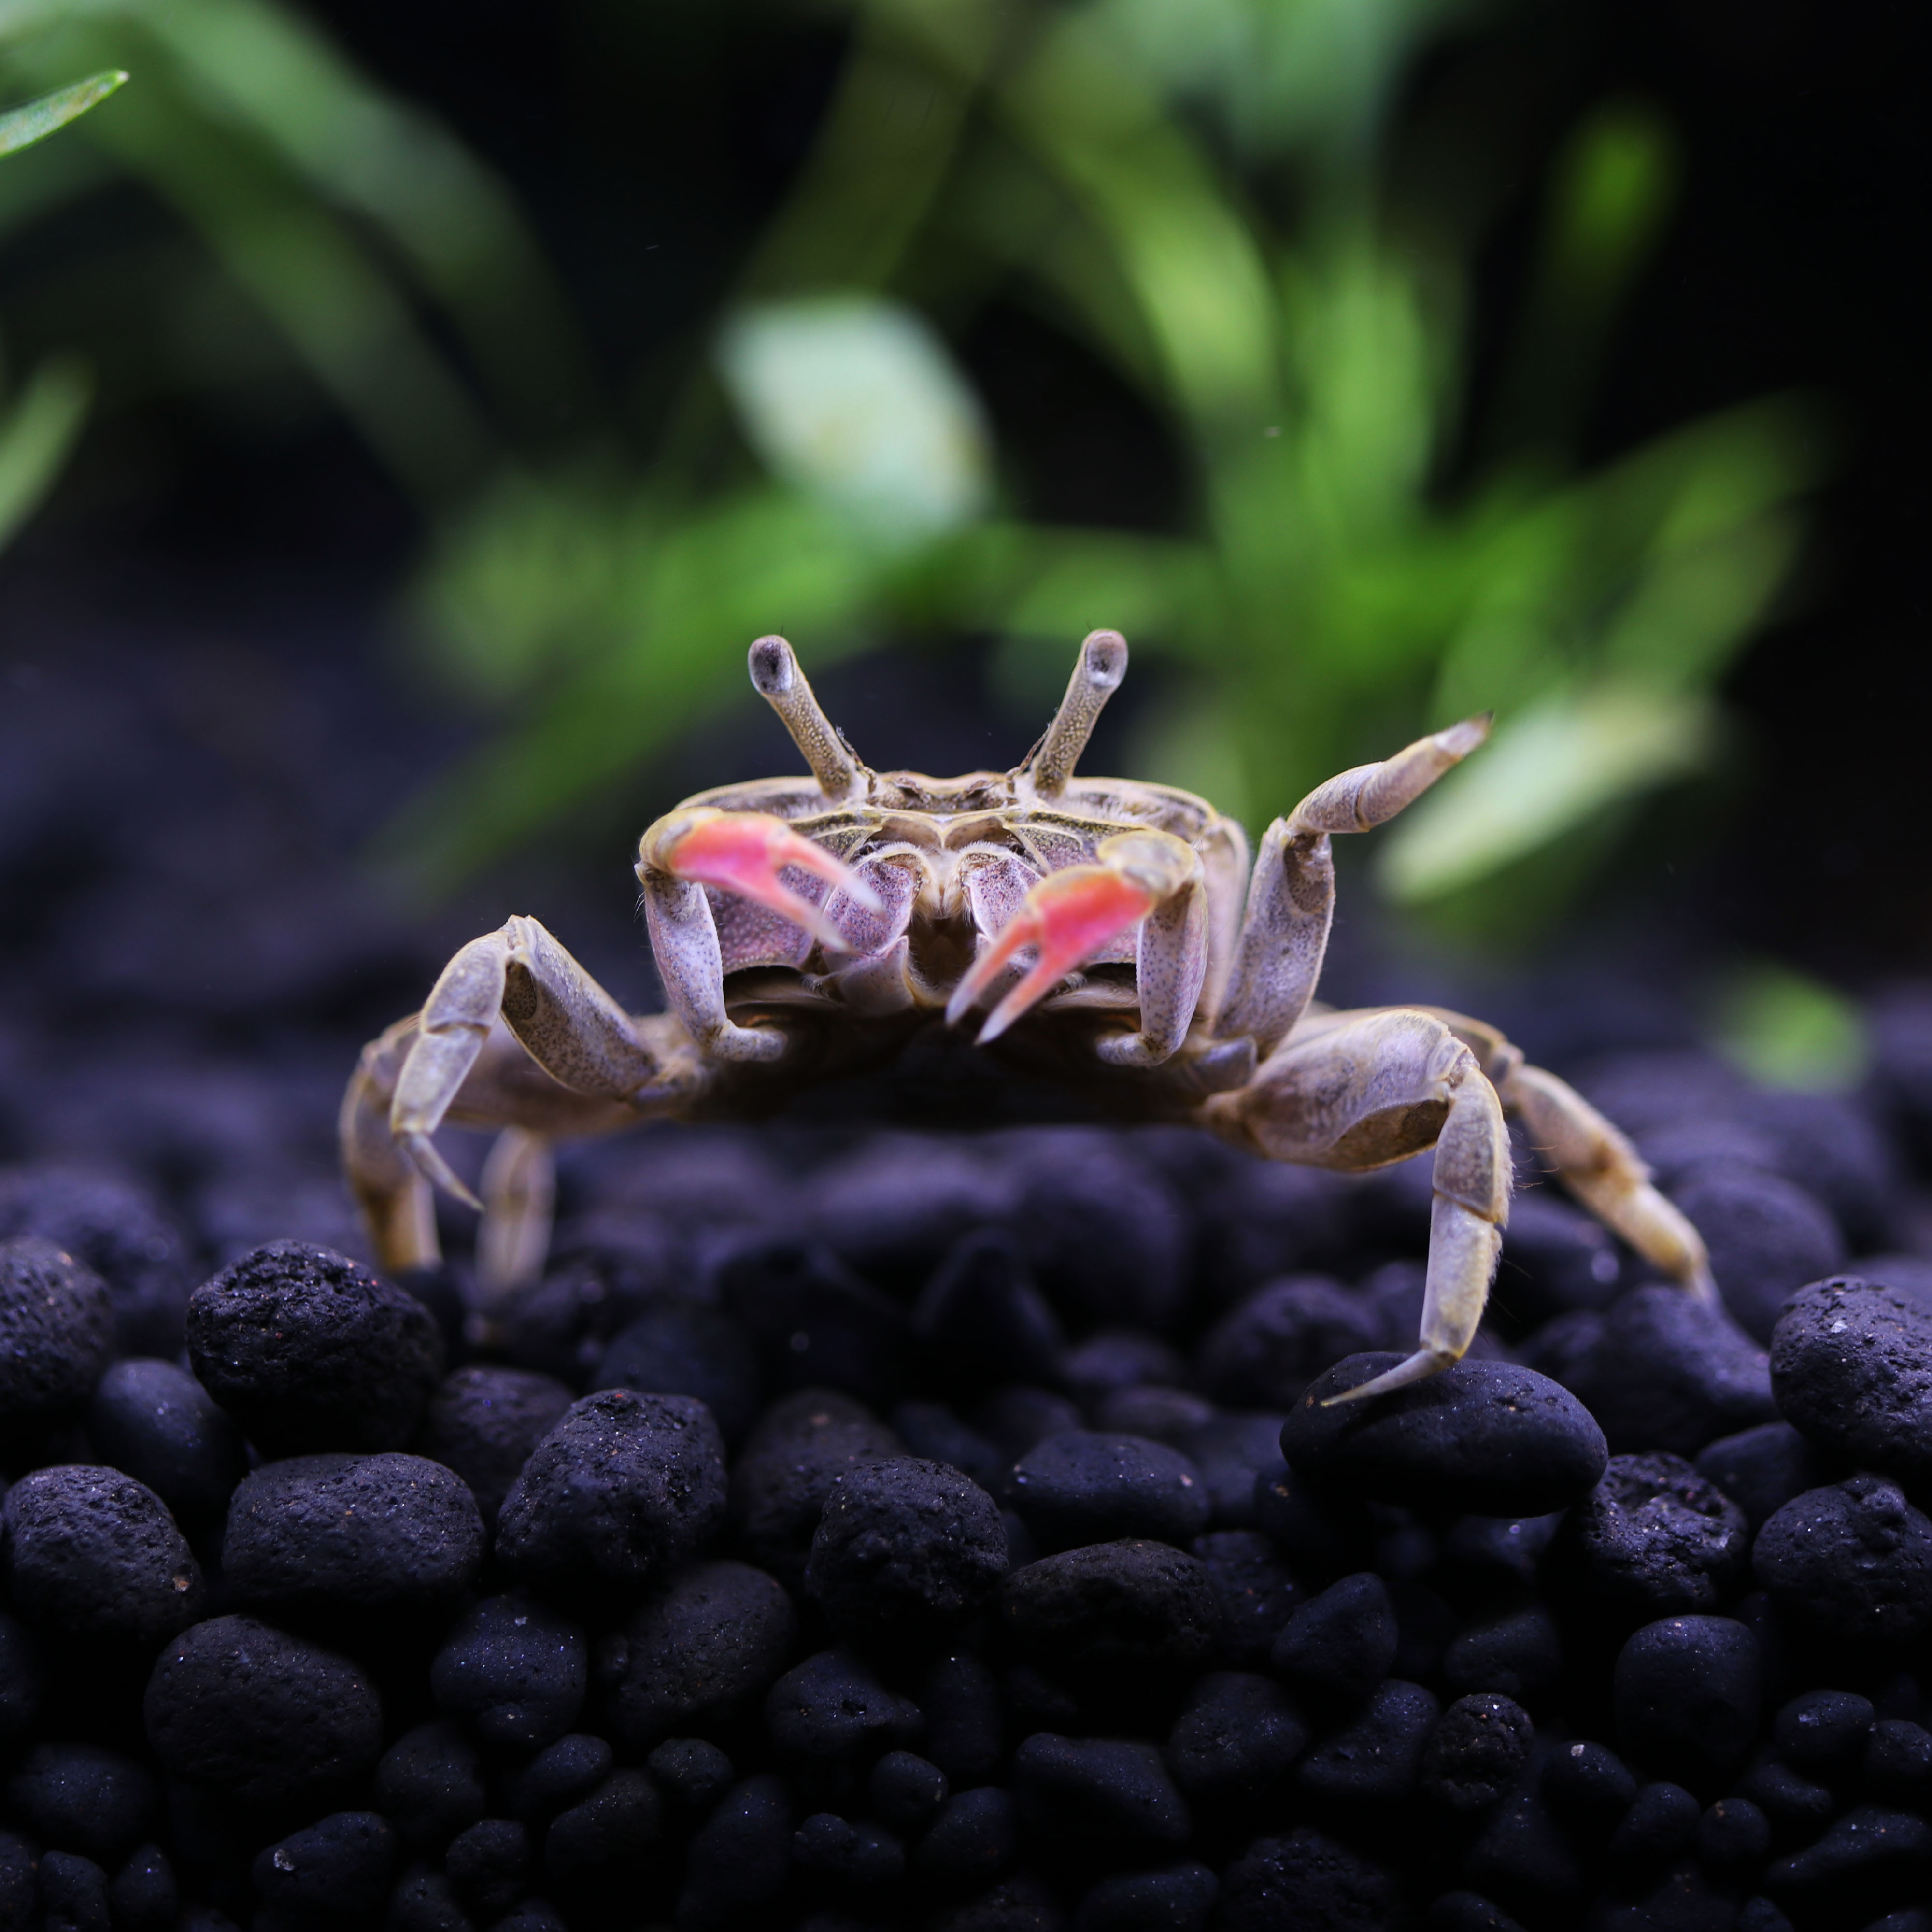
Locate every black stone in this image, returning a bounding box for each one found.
[1542,1740,1637,1830]
[1443,1603,1563,1702]
[1191,1529,1300,1669]
[388,1861,476,1932]
[1165,1670,1307,1805]
[38,1851,111,1932]
[446,1818,530,1919]
[221,1451,483,1611]
[1218,1827,1400,1932]
[1555,1452,1751,1619]
[591,1296,761,1445]
[107,1844,176,1932]
[185,1240,442,1455]
[1065,1331,1188,1406]
[871,1750,949,1833]
[1282,1356,1606,1517]
[1607,1780,1700,1865]
[1073,1861,1218,1932]
[1764,1804,1932,1901]
[0,1236,114,1445]
[1613,1616,1763,1786]
[1735,1758,1835,1843]
[375,1720,488,1849]
[0,1611,40,1754]
[766,1648,923,1762]
[1196,1279,1383,1411]
[544,1771,660,1886]
[1179,1414,1287,1530]
[677,1774,791,1930]
[1421,1694,1534,1812]
[494,1389,727,1589]
[429,1591,587,1750]
[1425,1892,1528,1932]
[921,1651,1006,1788]
[998,1541,1220,1685]
[1753,1477,1932,1641]
[1692,1423,1829,1534]
[806,1455,1008,1638]
[916,1228,1067,1391]
[1007,1433,1211,1553]
[251,1811,398,1918]
[893,1400,1009,1490]
[1672,1166,1846,1343]
[1250,1466,1374,1584]
[1269,1572,1398,1707]
[1864,1720,1932,1804]
[601,1559,794,1748]
[718,1240,911,1410]
[410,1365,575,1528]
[1769,1277,1932,1493]
[974,1386,1088,1463]
[916,1787,1019,1889]
[1773,1689,1874,1778]
[648,1737,734,1812]
[1297,1680,1439,1803]
[1698,1796,1771,1875]
[1011,1734,1191,1850]
[1494,1191,1623,1326]
[6,1743,156,1864]
[85,1358,248,1532]
[144,1615,383,1808]
[792,1812,906,1884]
[2,1465,203,1642]
[507,1735,614,1820]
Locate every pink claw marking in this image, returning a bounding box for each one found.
[946,864,1157,1044]
[656,810,882,952]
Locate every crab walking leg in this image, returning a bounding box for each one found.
[476,1127,555,1298]
[1215,717,1490,1055]
[1208,1007,1512,1404]
[948,829,1205,1054]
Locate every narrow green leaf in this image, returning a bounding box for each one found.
[0,70,126,160]
[0,354,91,549]
[1709,961,1868,1093]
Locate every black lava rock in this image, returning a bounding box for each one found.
[1555,1452,1751,1619]
[1219,1827,1399,1932]
[38,1850,111,1932]
[648,1737,734,1812]
[678,1774,791,1930]
[1420,1694,1535,1811]
[1773,1688,1874,1778]
[766,1648,923,1762]
[1672,1165,1846,1343]
[921,1651,1005,1788]
[805,1455,1009,1639]
[915,1227,1067,1391]
[430,1591,587,1749]
[1753,1476,1932,1640]
[1073,1861,1219,1932]
[376,1720,489,1849]
[872,1749,950,1832]
[411,1365,576,1527]
[1011,1733,1191,1851]
[2,1466,203,1642]
[144,1615,383,1807]
[1692,1422,1829,1533]
[1269,1571,1399,1706]
[916,1787,1019,1889]
[0,1611,40,1753]
[718,1240,911,1410]
[1442,1602,1564,1702]
[1007,1432,1211,1553]
[1196,1278,1383,1411]
[108,1844,176,1932]
[1297,1679,1439,1803]
[728,1387,901,1589]
[6,1742,156,1864]
[1769,1276,1932,1492]
[509,1734,614,1819]
[1606,1778,1700,1865]
[1190,1529,1300,1668]
[85,1358,248,1532]
[1699,1793,1771,1875]
[1613,1616,1764,1786]
[1543,1738,1638,1830]
[1282,1356,1607,1516]
[446,1818,530,1918]
[1164,1670,1307,1805]
[998,1541,1220,1685]
[251,1810,398,1919]
[544,1770,660,1889]
[591,1296,761,1445]
[0,1236,114,1445]
[387,1862,475,1931]
[494,1389,727,1590]
[185,1240,443,1455]
[601,1559,795,1748]
[221,1451,484,1611]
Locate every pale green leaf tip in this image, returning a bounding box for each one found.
[1709,961,1868,1094]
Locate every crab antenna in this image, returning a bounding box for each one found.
[1020,629,1128,799]
[747,635,865,797]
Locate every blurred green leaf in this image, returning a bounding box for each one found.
[0,350,88,545]
[1710,961,1869,1093]
[0,66,123,156]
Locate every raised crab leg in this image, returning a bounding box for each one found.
[948,828,1204,1056]
[1214,716,1490,1052]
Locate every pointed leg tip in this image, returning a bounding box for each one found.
[1437,715,1493,759]
[399,1133,483,1211]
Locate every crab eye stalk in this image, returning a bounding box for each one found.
[747,634,865,799]
[1019,629,1128,800]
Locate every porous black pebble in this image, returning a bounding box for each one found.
[806,1454,1009,1638]
[2,1466,203,1642]
[998,1541,1220,1685]
[1297,1679,1439,1803]
[144,1615,383,1808]
[376,1721,488,1848]
[1164,1670,1307,1804]
[250,1810,398,1918]
[1606,1778,1700,1864]
[85,1358,247,1532]
[916,1786,1019,1889]
[915,1227,1067,1391]
[1753,1477,1932,1640]
[1613,1615,1763,1785]
[1672,1165,1846,1342]
[1007,1432,1211,1552]
[1191,1529,1300,1668]
[108,1844,176,1932]
[447,1818,531,1918]
[1195,1278,1383,1410]
[718,1240,911,1409]
[544,1770,659,1889]
[0,1613,37,1753]
[1073,1860,1219,1932]
[1692,1421,1829,1533]
[1218,1827,1399,1932]
[1555,1451,1751,1618]
[411,1364,576,1527]
[591,1295,761,1444]
[429,1591,587,1749]
[1270,1571,1398,1706]
[921,1651,1005,1788]
[510,1735,615,1819]
[600,1559,794,1748]
[1282,1356,1607,1516]
[1442,1602,1563,1702]
[678,1774,791,1929]
[766,1648,923,1762]
[872,1749,949,1831]
[792,1811,906,1884]
[494,1389,727,1590]
[388,1860,475,1930]
[0,1236,114,1444]
[220,1451,483,1611]
[6,1742,156,1864]
[1769,1276,1932,1492]
[185,1239,442,1455]
[38,1850,111,1932]
[1420,1693,1535,1811]
[1011,1733,1191,1850]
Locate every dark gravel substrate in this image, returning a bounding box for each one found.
[4,1009,1932,1931]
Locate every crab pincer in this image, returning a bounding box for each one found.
[639,807,882,952]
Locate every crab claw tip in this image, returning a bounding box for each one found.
[399,1132,483,1211]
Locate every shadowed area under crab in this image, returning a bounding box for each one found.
[341,632,1715,1405]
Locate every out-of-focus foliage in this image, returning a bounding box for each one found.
[1710,960,1869,1094]
[0,0,1825,919]
[0,64,123,549]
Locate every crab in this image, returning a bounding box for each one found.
[341,629,1715,1404]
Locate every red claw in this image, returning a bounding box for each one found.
[946,864,1156,1044]
[654,810,881,952]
